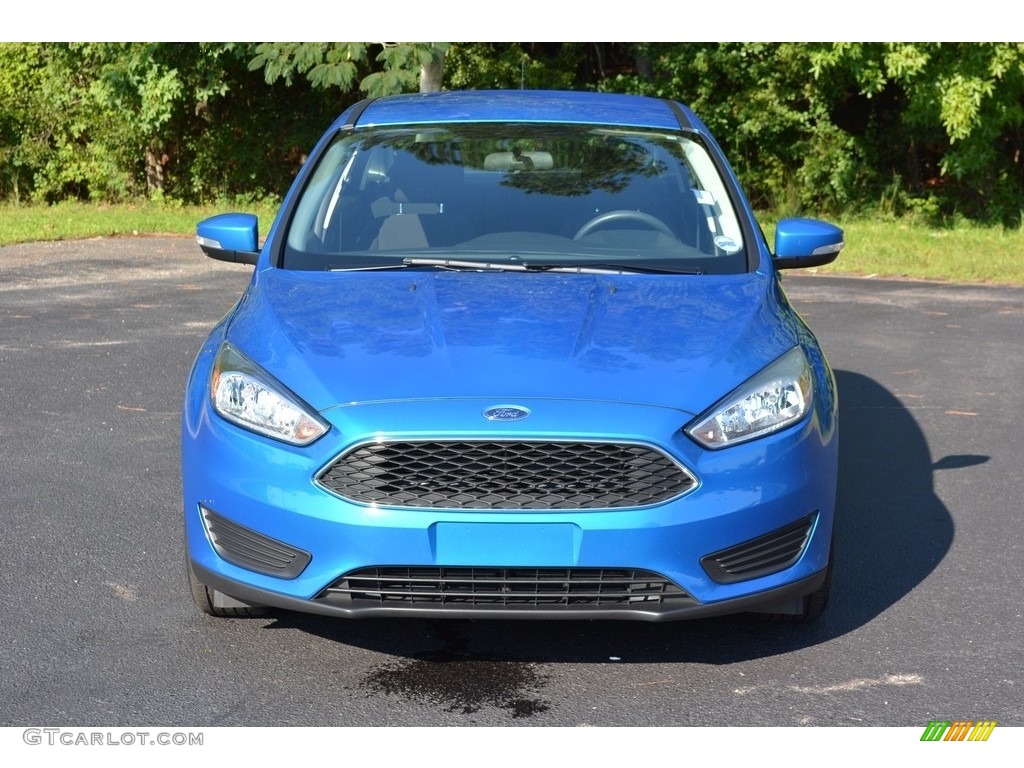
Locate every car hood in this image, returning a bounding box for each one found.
[225,269,798,416]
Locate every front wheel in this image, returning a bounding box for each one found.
[187,562,269,618]
[753,546,833,623]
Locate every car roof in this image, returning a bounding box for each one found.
[332,90,702,132]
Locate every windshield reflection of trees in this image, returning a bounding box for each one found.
[361,126,682,198]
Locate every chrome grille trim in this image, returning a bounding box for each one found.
[315,439,697,510]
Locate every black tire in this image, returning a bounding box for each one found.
[754,554,832,623]
[187,563,269,618]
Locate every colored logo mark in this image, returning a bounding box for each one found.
[483,405,531,421]
[920,720,997,742]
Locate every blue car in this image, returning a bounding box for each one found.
[183,90,842,623]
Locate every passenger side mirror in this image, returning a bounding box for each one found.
[196,213,260,265]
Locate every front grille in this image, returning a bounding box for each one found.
[317,567,690,609]
[316,440,696,509]
[200,506,311,579]
[700,513,817,584]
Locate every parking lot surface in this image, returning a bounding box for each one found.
[1,237,1021,728]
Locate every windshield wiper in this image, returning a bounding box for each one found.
[328,263,410,272]
[402,257,524,272]
[402,257,702,275]
[522,261,703,275]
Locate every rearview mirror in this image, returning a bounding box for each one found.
[483,151,554,171]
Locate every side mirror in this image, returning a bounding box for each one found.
[773,218,843,270]
[196,213,260,265]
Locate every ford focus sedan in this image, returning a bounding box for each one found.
[183,90,842,623]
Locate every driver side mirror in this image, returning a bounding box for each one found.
[773,218,844,270]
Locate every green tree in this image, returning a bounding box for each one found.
[0,42,342,204]
[0,43,45,200]
[249,43,450,96]
[4,41,1022,222]
[0,43,213,202]
[809,42,1024,222]
[604,43,857,214]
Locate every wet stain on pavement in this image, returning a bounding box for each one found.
[361,624,551,718]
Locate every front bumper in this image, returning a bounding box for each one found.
[183,392,837,621]
[191,560,829,621]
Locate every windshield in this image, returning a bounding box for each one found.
[282,124,747,274]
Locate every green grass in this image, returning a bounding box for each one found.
[762,217,1024,285]
[2,202,1022,286]
[0,201,279,245]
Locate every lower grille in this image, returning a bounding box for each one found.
[316,440,696,509]
[317,567,690,609]
[700,513,817,584]
[200,506,311,579]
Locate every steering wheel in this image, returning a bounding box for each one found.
[573,209,675,240]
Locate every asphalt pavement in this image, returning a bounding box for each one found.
[0,237,1021,732]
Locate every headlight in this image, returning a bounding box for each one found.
[210,343,329,446]
[686,346,812,449]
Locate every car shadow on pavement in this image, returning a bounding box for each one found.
[264,369,966,665]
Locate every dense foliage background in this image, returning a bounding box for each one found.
[2,42,1022,225]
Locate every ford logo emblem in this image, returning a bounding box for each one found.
[483,405,531,422]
